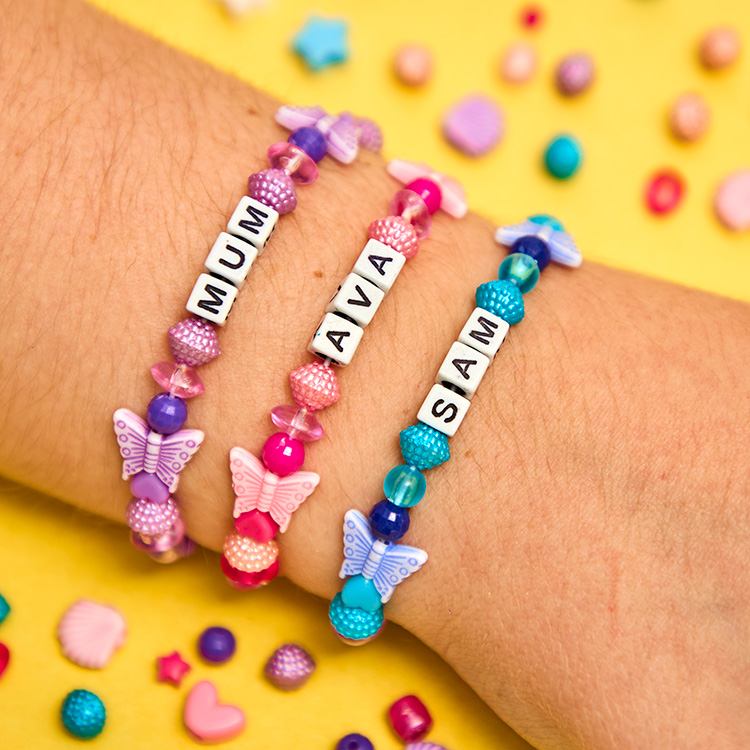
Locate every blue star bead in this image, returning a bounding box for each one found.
[292,17,349,72]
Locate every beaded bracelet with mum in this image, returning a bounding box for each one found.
[329,214,582,643]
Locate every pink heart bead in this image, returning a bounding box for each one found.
[184,681,246,743]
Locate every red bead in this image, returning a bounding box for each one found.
[404,178,442,215]
[520,5,543,28]
[0,643,9,679]
[221,555,279,590]
[645,170,684,215]
[234,509,280,542]
[388,695,433,742]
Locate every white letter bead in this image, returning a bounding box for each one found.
[307,312,364,366]
[457,307,509,360]
[436,341,490,398]
[226,196,279,252]
[325,273,385,327]
[204,232,258,289]
[185,273,238,327]
[417,384,471,438]
[351,239,406,292]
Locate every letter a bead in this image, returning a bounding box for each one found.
[436,341,490,398]
[307,313,363,366]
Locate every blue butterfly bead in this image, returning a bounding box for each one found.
[329,593,384,642]
[399,423,450,470]
[476,279,525,325]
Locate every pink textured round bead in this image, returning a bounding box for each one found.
[390,189,431,239]
[555,53,595,96]
[264,644,316,690]
[168,318,221,367]
[405,744,451,750]
[355,117,383,151]
[247,168,297,215]
[669,93,710,142]
[700,27,741,70]
[368,216,420,260]
[289,361,341,411]
[223,533,279,573]
[126,497,179,536]
[267,143,318,185]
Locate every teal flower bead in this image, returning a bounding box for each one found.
[0,592,9,625]
[399,423,450,470]
[475,279,525,325]
[61,689,106,739]
[498,253,540,295]
[383,465,426,508]
[528,213,564,231]
[329,593,384,642]
[341,575,382,612]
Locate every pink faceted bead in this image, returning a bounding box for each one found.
[130,471,170,503]
[131,517,186,553]
[388,695,433,743]
[264,643,316,690]
[267,142,319,185]
[126,496,179,535]
[150,361,205,399]
[247,168,297,215]
[168,318,221,367]
[405,178,442,215]
[261,433,305,477]
[223,533,279,573]
[390,189,431,239]
[368,216,420,260]
[234,509,280,542]
[355,117,383,151]
[271,405,325,442]
[289,361,341,412]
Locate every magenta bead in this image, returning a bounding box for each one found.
[150,361,205,399]
[388,695,433,743]
[261,433,305,477]
[234,509,280,542]
[247,168,297,215]
[264,643,316,690]
[405,178,442,215]
[168,318,221,367]
[267,142,319,185]
[390,189,431,239]
[130,517,186,553]
[130,471,170,503]
[270,405,325,442]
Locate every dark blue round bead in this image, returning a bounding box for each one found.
[511,235,551,271]
[288,127,327,162]
[336,733,375,750]
[146,392,187,434]
[198,626,236,664]
[369,500,410,542]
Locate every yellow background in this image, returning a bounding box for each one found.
[1,0,749,748]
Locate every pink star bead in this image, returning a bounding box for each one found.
[156,651,191,687]
[386,159,467,219]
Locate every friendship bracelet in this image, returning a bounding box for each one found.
[111,105,380,563]
[329,214,582,644]
[221,154,468,589]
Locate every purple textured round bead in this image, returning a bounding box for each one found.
[168,318,221,367]
[126,497,179,536]
[247,168,297,215]
[264,643,316,690]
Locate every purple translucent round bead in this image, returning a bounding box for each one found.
[125,497,179,535]
[288,127,327,162]
[264,643,316,690]
[146,392,187,434]
[168,317,220,367]
[247,168,297,215]
[336,733,374,750]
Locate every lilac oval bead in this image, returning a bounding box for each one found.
[146,393,187,434]
[130,471,170,503]
[390,189,432,239]
[288,127,327,162]
[336,734,374,750]
[247,169,297,215]
[168,317,221,367]
[125,497,179,535]
[270,405,325,442]
[267,142,319,185]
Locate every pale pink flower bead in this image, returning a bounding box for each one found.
[126,497,179,536]
[368,216,420,260]
[289,361,341,411]
[168,318,221,367]
[223,533,279,573]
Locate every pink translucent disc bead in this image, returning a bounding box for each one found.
[150,361,205,398]
[388,695,433,743]
[262,433,305,476]
[368,216,420,260]
[131,517,186,553]
[390,189,431,239]
[271,405,325,442]
[405,178,442,215]
[289,361,341,412]
[267,142,319,185]
[149,536,195,563]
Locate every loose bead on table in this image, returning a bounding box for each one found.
[389,694,433,743]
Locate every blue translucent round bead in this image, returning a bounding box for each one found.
[528,213,564,232]
[499,253,540,294]
[544,135,583,180]
[475,279,525,325]
[341,574,382,612]
[329,593,384,642]
[0,592,9,625]
[61,689,106,739]
[383,465,426,508]
[146,392,187,434]
[511,235,551,271]
[288,126,327,162]
[399,423,450,470]
[336,733,375,750]
[369,500,410,542]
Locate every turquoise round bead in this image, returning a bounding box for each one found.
[544,134,583,179]
[329,593,384,641]
[399,423,450,470]
[61,689,106,739]
[498,253,540,294]
[528,213,564,231]
[383,465,426,508]
[475,279,525,325]
[0,592,9,625]
[341,575,382,612]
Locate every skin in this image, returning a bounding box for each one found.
[1,0,749,746]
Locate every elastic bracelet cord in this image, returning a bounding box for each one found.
[112,105,381,563]
[329,215,582,644]
[220,155,468,589]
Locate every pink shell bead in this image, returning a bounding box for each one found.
[264,643,316,690]
[168,318,221,367]
[390,189,431,240]
[126,497,179,536]
[389,695,433,743]
[262,433,305,476]
[150,361,205,399]
[368,215,419,259]
[405,744,451,750]
[57,600,127,670]
[289,361,341,412]
[267,142,318,185]
[223,533,279,573]
[247,168,297,215]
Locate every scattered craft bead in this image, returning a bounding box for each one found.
[0,643,9,680]
[389,694,433,743]
[669,93,710,143]
[555,53,595,96]
[501,41,537,84]
[184,681,246,743]
[219,0,269,17]
[61,689,106,739]
[520,5,543,28]
[336,733,375,750]
[292,16,349,71]
[57,600,127,670]
[699,27,741,70]
[544,134,583,179]
[394,44,433,87]
[264,643,316,690]
[713,170,750,231]
[645,170,684,215]
[405,744,452,750]
[198,626,237,664]
[156,651,192,687]
[443,95,504,156]
[0,592,9,625]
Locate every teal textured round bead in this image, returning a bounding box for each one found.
[544,134,583,179]
[399,423,450,470]
[498,253,540,294]
[0,592,9,625]
[383,465,426,508]
[329,593,384,641]
[61,689,106,739]
[528,213,564,231]
[341,575,383,612]
[475,279,525,325]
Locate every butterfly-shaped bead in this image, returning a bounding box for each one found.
[340,510,428,603]
[494,216,582,268]
[113,409,204,493]
[229,447,320,534]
